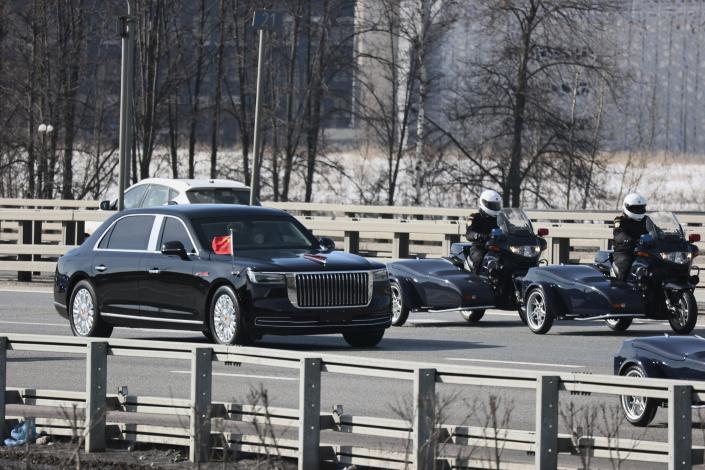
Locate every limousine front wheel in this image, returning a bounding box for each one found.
[69,280,113,338]
[343,328,385,348]
[209,286,248,345]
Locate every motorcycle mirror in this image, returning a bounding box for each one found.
[537,228,549,237]
[689,233,701,243]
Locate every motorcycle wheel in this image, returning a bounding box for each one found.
[619,365,658,426]
[669,290,697,334]
[390,281,410,327]
[606,318,633,332]
[525,288,553,334]
[460,309,485,323]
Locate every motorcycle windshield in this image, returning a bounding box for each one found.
[646,211,684,241]
[497,208,534,236]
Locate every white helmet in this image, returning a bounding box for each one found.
[479,189,502,217]
[623,193,647,221]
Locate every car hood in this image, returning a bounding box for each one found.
[223,249,384,272]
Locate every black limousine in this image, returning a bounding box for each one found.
[53,205,392,346]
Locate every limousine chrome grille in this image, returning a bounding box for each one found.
[286,271,373,308]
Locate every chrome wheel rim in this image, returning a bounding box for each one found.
[213,294,237,343]
[675,296,689,327]
[621,368,647,421]
[526,292,546,330]
[606,318,620,327]
[72,288,94,336]
[391,285,402,323]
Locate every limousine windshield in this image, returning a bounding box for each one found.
[194,217,316,251]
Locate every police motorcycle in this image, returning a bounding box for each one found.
[386,208,548,326]
[519,212,700,334]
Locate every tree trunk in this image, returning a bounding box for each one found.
[210,0,226,179]
[188,0,206,179]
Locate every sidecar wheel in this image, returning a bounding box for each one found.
[669,290,697,334]
[525,288,553,334]
[460,309,485,323]
[606,318,632,332]
[619,365,658,426]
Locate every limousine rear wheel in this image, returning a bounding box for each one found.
[343,328,385,348]
[209,286,248,345]
[606,318,632,332]
[69,280,113,338]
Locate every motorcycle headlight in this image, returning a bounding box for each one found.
[660,251,692,265]
[509,245,541,258]
[372,268,389,282]
[246,270,286,285]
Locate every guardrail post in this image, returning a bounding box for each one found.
[62,221,77,246]
[669,384,692,470]
[413,368,436,470]
[535,375,559,470]
[344,231,360,254]
[85,341,108,452]
[393,232,410,259]
[442,234,460,256]
[190,347,212,463]
[550,237,570,264]
[17,221,32,281]
[299,357,321,470]
[0,337,7,440]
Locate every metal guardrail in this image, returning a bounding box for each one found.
[0,333,703,469]
[0,203,702,285]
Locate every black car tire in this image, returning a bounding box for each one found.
[208,286,249,346]
[525,288,554,334]
[342,328,385,348]
[68,280,113,338]
[460,309,485,323]
[669,290,697,335]
[606,318,633,332]
[518,305,527,324]
[390,281,410,327]
[619,364,658,426]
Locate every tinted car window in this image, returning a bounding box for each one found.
[97,226,113,249]
[194,217,314,251]
[105,215,155,250]
[123,185,147,209]
[143,185,170,207]
[186,188,252,205]
[168,188,179,202]
[159,217,194,253]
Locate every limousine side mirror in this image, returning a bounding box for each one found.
[319,237,335,252]
[162,240,187,257]
[99,200,114,211]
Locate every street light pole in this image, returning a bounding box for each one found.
[117,1,135,211]
[249,10,281,206]
[249,28,266,206]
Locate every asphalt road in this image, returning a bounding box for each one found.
[2,286,705,468]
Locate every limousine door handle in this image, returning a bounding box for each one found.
[148,268,161,274]
[95,265,107,272]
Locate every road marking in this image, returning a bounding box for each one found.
[0,320,65,327]
[170,370,297,381]
[0,288,52,294]
[446,357,585,369]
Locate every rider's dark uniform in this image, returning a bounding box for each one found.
[465,211,498,274]
[612,214,648,281]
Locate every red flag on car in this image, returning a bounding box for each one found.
[212,235,233,255]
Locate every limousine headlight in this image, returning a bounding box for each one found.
[247,269,286,285]
[372,268,389,282]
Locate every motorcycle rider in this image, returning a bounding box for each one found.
[465,189,502,273]
[612,193,649,281]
